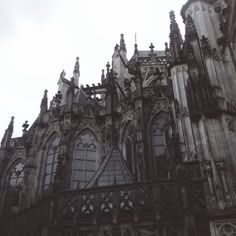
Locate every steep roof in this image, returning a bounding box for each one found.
[75,88,88,105]
[86,145,134,188]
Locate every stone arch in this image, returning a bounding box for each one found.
[148,111,171,179]
[1,158,25,215]
[41,132,60,192]
[120,120,137,174]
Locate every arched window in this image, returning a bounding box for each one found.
[4,161,24,215]
[122,123,136,175]
[43,133,60,191]
[151,122,169,179]
[125,137,133,172]
[152,128,166,158]
[72,132,97,189]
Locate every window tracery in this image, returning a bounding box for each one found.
[122,123,136,174]
[151,117,169,179]
[152,128,166,158]
[43,133,60,191]
[218,223,236,236]
[72,132,97,189]
[4,161,25,215]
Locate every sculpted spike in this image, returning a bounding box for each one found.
[186,15,198,40]
[169,10,184,63]
[1,116,14,149]
[40,89,48,114]
[120,33,126,52]
[73,57,80,86]
[73,57,80,74]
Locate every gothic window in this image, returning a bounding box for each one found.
[4,161,25,215]
[151,121,169,179]
[122,123,136,175]
[125,137,133,172]
[152,128,166,158]
[43,133,60,191]
[72,132,97,189]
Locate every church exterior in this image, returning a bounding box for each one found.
[1,0,236,235]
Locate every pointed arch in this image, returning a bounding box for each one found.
[149,111,170,179]
[121,121,137,175]
[72,130,97,189]
[3,159,25,215]
[42,132,60,191]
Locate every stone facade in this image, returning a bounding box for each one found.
[0,0,236,235]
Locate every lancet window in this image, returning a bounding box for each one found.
[151,118,169,179]
[43,133,60,191]
[4,161,25,215]
[152,128,166,158]
[122,123,136,174]
[72,132,97,189]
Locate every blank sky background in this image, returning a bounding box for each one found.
[0,0,187,138]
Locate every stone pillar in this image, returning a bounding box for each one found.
[171,65,197,161]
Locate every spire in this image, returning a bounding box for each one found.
[106,62,111,78]
[1,116,14,149]
[120,33,126,52]
[134,43,139,62]
[73,57,80,74]
[73,57,80,86]
[101,69,105,83]
[169,11,184,63]
[40,89,48,114]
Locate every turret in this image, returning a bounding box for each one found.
[169,11,184,64]
[0,116,14,149]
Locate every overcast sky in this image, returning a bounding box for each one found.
[0,0,187,139]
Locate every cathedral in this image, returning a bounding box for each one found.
[1,0,236,235]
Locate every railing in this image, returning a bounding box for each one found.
[0,180,181,235]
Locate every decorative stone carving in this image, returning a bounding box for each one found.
[201,36,212,57]
[201,4,206,11]
[181,106,189,117]
[215,159,227,173]
[227,100,236,113]
[194,4,200,11]
[228,119,236,132]
[215,222,236,236]
[46,121,60,137]
[201,160,212,176]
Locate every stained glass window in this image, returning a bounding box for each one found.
[43,134,60,190]
[72,132,97,189]
[4,161,24,215]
